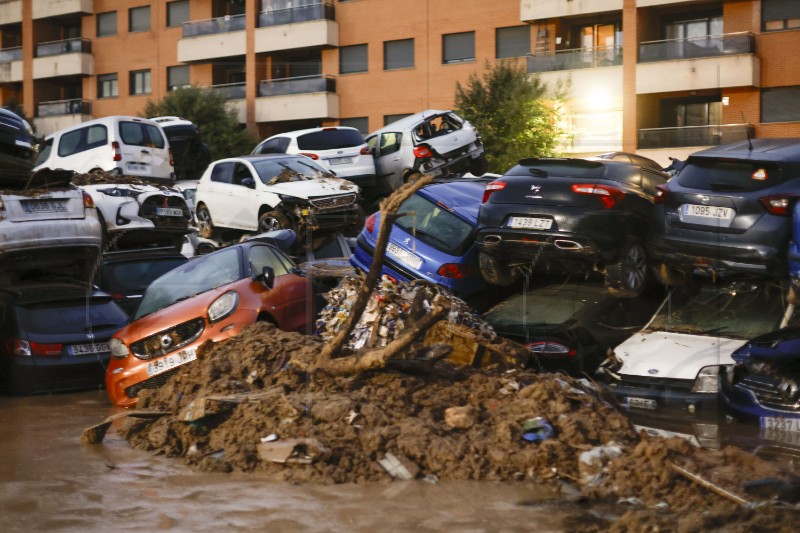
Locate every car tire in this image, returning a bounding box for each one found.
[479,252,519,286]
[404,171,423,185]
[469,156,489,176]
[196,205,215,239]
[605,238,648,298]
[259,210,291,233]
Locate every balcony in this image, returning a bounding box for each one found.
[37,98,91,117]
[520,0,621,21]
[638,124,755,149]
[211,82,246,100]
[259,2,334,27]
[32,0,93,20]
[178,15,246,63]
[255,75,338,122]
[0,1,22,25]
[527,45,622,73]
[255,3,337,53]
[0,47,23,83]
[639,32,755,63]
[33,39,93,78]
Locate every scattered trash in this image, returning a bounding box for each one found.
[618,497,645,507]
[423,474,439,484]
[444,405,477,430]
[257,438,330,465]
[521,417,554,442]
[81,410,169,444]
[260,434,279,443]
[578,442,624,486]
[670,462,751,506]
[378,453,419,480]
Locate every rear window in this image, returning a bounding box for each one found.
[101,257,188,294]
[17,298,127,335]
[506,159,609,180]
[677,159,790,192]
[119,122,166,149]
[296,129,365,150]
[161,125,198,143]
[395,193,474,256]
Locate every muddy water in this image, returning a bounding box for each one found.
[0,390,592,532]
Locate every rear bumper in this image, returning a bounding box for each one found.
[0,219,103,251]
[477,228,608,265]
[1,354,109,395]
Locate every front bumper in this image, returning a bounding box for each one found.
[1,353,109,395]
[609,376,722,414]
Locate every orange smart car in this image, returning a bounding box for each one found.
[106,233,315,407]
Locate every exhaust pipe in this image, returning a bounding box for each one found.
[483,234,502,244]
[554,239,583,250]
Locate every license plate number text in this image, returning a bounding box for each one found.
[508,217,553,230]
[146,348,197,377]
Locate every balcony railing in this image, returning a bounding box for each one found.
[259,2,335,27]
[527,45,622,73]
[638,124,755,149]
[258,74,335,97]
[211,82,246,100]
[36,38,91,57]
[0,46,22,63]
[183,14,246,38]
[639,32,755,63]
[37,98,91,117]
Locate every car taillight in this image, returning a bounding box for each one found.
[571,184,625,209]
[82,191,95,208]
[112,141,121,162]
[299,152,319,160]
[437,263,476,279]
[526,341,576,357]
[759,195,798,216]
[110,293,125,301]
[4,339,61,357]
[365,212,377,233]
[31,342,62,357]
[169,147,174,168]
[653,183,669,205]
[3,339,30,357]
[482,181,507,203]
[413,146,433,159]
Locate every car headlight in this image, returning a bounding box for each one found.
[278,194,307,205]
[109,337,129,359]
[208,291,239,323]
[691,365,721,393]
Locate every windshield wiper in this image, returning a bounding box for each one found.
[410,229,451,249]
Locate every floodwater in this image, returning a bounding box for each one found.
[0,390,598,533]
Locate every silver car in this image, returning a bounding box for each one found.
[365,110,486,193]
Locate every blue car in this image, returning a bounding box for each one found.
[720,326,800,434]
[350,178,491,305]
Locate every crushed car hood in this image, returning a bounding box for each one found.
[616,331,743,381]
[264,178,359,199]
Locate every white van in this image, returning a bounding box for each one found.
[34,116,174,181]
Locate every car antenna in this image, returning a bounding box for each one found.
[741,111,753,151]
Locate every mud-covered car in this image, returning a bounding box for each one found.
[365,110,486,193]
[0,107,36,181]
[194,155,362,248]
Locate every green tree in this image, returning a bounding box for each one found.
[455,61,571,174]
[142,85,257,161]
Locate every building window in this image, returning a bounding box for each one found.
[97,12,117,37]
[443,32,475,64]
[98,74,118,98]
[340,44,368,74]
[384,39,414,70]
[167,1,190,27]
[496,26,530,59]
[130,70,152,95]
[762,86,800,123]
[384,113,410,126]
[167,65,190,91]
[129,6,151,33]
[763,0,800,31]
[340,117,368,134]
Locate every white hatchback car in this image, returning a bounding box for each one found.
[194,154,362,247]
[251,126,375,189]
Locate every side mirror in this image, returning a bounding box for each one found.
[255,265,275,288]
[241,177,256,189]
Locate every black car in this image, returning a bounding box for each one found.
[0,282,129,394]
[482,278,662,374]
[95,248,189,316]
[476,158,670,297]
[649,138,800,283]
[0,107,36,182]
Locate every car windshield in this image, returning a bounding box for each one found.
[647,280,788,339]
[296,129,365,150]
[102,257,187,293]
[135,248,242,319]
[394,194,474,256]
[676,159,788,192]
[252,157,333,185]
[17,297,127,334]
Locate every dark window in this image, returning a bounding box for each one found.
[762,86,800,123]
[130,69,151,95]
[17,298,127,336]
[340,44,368,74]
[496,25,530,59]
[296,129,365,150]
[85,125,108,149]
[167,65,190,91]
[677,159,789,192]
[56,125,108,157]
[340,117,368,134]
[377,132,402,156]
[129,6,151,32]
[253,137,290,154]
[211,162,235,184]
[443,31,475,64]
[101,258,188,294]
[384,39,414,70]
[98,73,118,98]
[762,0,800,31]
[394,193,474,256]
[384,113,411,125]
[119,122,165,148]
[167,0,190,27]
[97,12,117,37]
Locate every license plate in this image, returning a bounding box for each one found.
[760,416,800,434]
[127,162,148,171]
[328,157,353,165]
[386,242,423,270]
[682,204,733,220]
[155,207,184,217]
[762,427,800,446]
[626,397,657,410]
[508,216,553,230]
[146,347,197,377]
[23,200,67,213]
[68,342,110,356]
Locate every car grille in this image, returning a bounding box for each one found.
[309,193,356,210]
[736,376,800,412]
[131,317,205,360]
[139,195,191,227]
[125,368,179,398]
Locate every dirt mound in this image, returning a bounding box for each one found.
[118,322,799,530]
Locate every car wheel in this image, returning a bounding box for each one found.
[404,171,423,185]
[605,239,648,298]
[479,252,520,286]
[469,156,489,176]
[259,210,291,233]
[196,205,215,239]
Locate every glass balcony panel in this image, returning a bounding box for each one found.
[0,47,23,63]
[527,45,622,73]
[36,38,91,58]
[258,74,335,97]
[37,99,91,117]
[638,124,755,149]
[639,32,755,63]
[211,82,246,100]
[183,14,246,38]
[259,2,335,27]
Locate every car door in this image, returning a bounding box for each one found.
[247,245,312,332]
[368,131,404,189]
[225,162,260,231]
[200,161,237,226]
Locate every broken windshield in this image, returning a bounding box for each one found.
[252,157,333,185]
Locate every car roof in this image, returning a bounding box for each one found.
[689,138,800,163]
[214,154,309,164]
[265,126,360,141]
[101,249,189,264]
[151,116,195,128]
[44,115,161,138]
[418,179,488,223]
[368,109,452,136]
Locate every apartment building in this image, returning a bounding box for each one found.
[0,0,798,165]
